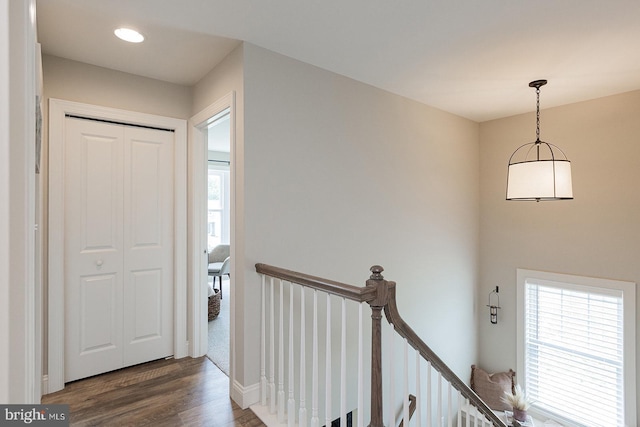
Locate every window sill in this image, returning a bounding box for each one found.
[459,404,565,426]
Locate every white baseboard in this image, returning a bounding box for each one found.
[41,375,48,396]
[176,340,189,359]
[231,380,260,409]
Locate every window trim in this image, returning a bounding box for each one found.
[516,269,636,427]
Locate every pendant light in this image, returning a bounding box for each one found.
[506,80,573,201]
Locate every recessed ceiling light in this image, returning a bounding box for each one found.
[114,28,144,43]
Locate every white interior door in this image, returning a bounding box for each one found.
[64,117,174,382]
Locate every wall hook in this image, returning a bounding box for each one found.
[487,286,501,324]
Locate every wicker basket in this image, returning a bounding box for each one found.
[208,288,221,320]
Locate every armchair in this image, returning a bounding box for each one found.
[208,244,230,298]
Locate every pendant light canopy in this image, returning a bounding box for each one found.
[506,80,573,201]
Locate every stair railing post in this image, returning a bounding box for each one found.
[366,265,390,427]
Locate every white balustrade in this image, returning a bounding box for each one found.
[448,382,453,427]
[325,294,332,427]
[427,361,432,427]
[388,322,396,427]
[403,338,409,427]
[340,298,347,427]
[255,269,506,427]
[437,371,443,427]
[269,277,276,414]
[357,302,364,427]
[299,286,307,427]
[311,290,319,427]
[260,274,267,406]
[278,279,285,422]
[416,349,422,427]
[288,282,295,427]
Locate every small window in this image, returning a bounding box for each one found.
[516,269,636,427]
[207,167,230,250]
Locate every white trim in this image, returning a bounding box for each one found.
[516,268,636,427]
[47,99,188,393]
[41,375,48,396]
[0,0,38,403]
[187,112,206,358]
[233,380,260,409]
[25,0,38,403]
[188,94,236,389]
[0,0,10,401]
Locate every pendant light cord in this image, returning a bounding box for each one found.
[535,85,541,160]
[535,86,541,142]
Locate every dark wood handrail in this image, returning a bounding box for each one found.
[398,394,417,427]
[255,263,377,303]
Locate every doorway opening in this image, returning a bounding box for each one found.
[206,108,231,376]
[188,91,235,390]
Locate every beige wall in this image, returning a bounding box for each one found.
[242,43,481,391]
[43,55,192,119]
[192,44,243,116]
[479,90,640,420]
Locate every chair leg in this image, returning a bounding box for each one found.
[219,276,222,299]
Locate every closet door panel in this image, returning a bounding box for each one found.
[64,118,124,382]
[123,126,174,365]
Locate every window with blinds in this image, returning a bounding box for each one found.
[516,269,636,427]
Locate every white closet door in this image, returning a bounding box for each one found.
[64,118,125,382]
[64,117,174,382]
[122,126,174,366]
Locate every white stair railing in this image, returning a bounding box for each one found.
[254,264,507,427]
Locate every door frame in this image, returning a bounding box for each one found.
[1,0,38,402]
[188,92,236,381]
[47,98,188,393]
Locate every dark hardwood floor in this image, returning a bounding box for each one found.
[42,356,265,427]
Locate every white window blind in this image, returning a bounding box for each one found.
[517,270,636,427]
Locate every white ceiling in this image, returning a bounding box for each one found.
[36,0,640,122]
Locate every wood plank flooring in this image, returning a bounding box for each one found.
[42,356,265,427]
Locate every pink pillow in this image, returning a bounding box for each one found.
[470,365,516,411]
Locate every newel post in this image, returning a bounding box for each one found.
[366,265,390,427]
